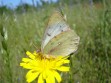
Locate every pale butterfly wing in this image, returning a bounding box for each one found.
[41,11,70,52]
[43,30,80,56]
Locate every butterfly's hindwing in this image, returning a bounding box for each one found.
[43,30,80,56]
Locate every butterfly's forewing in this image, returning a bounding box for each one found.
[43,30,80,56]
[41,11,70,52]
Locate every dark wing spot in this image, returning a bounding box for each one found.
[61,29,63,32]
[71,38,79,41]
[47,33,51,36]
[74,42,79,45]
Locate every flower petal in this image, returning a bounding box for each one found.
[55,61,64,67]
[42,70,47,79]
[26,70,39,82]
[46,71,55,83]
[20,51,70,83]
[22,58,32,62]
[63,60,70,63]
[53,71,61,82]
[20,62,33,69]
[26,51,35,59]
[57,66,70,71]
[38,74,44,83]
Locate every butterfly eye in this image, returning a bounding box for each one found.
[37,49,41,53]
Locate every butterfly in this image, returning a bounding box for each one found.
[40,11,80,57]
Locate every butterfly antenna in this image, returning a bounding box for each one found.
[32,43,38,49]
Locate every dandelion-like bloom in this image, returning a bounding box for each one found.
[20,51,70,83]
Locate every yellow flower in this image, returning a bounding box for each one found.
[20,51,70,83]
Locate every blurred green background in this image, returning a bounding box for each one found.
[0,0,111,83]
